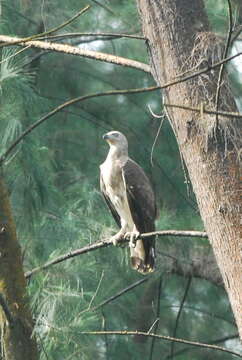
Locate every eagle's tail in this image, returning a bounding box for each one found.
[130,238,155,274]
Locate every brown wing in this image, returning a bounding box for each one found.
[122,159,156,233]
[122,159,156,271]
[100,173,121,228]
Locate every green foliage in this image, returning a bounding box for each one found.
[0,0,240,359]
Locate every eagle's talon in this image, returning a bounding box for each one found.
[125,231,140,248]
[111,233,125,246]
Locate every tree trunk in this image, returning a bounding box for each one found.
[136,0,242,338]
[0,173,38,359]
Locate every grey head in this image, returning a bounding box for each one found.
[103,131,128,152]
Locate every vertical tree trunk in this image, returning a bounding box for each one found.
[136,0,242,338]
[0,173,38,359]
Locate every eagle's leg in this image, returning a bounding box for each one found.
[125,226,140,248]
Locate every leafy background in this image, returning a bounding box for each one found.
[0,0,241,359]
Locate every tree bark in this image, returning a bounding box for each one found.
[0,173,38,359]
[136,0,242,338]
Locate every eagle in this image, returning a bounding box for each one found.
[100,131,156,273]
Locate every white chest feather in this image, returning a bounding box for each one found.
[100,159,134,229]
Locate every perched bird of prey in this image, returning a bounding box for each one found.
[100,131,156,273]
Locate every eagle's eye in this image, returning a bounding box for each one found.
[113,133,119,138]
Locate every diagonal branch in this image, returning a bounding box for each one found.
[170,277,192,359]
[25,230,207,279]
[92,278,147,311]
[80,330,242,358]
[0,34,150,73]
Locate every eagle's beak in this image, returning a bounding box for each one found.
[103,133,109,140]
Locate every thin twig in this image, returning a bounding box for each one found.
[149,276,163,360]
[170,277,192,359]
[164,102,242,119]
[164,333,239,360]
[90,0,117,15]
[0,45,31,65]
[92,278,147,311]
[80,330,242,358]
[40,32,145,41]
[0,5,91,49]
[214,0,233,132]
[24,230,207,279]
[87,271,104,310]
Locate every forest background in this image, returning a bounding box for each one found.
[0,0,241,359]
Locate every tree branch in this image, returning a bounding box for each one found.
[80,330,242,358]
[92,278,147,311]
[41,32,145,42]
[164,102,242,119]
[25,230,207,279]
[164,333,239,360]
[0,34,150,73]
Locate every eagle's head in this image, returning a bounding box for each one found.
[103,131,128,150]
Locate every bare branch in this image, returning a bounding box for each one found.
[25,230,207,279]
[142,230,207,239]
[164,102,242,119]
[164,333,239,360]
[0,34,150,73]
[80,330,242,358]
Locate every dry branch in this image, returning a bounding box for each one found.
[0,34,150,73]
[81,330,242,358]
